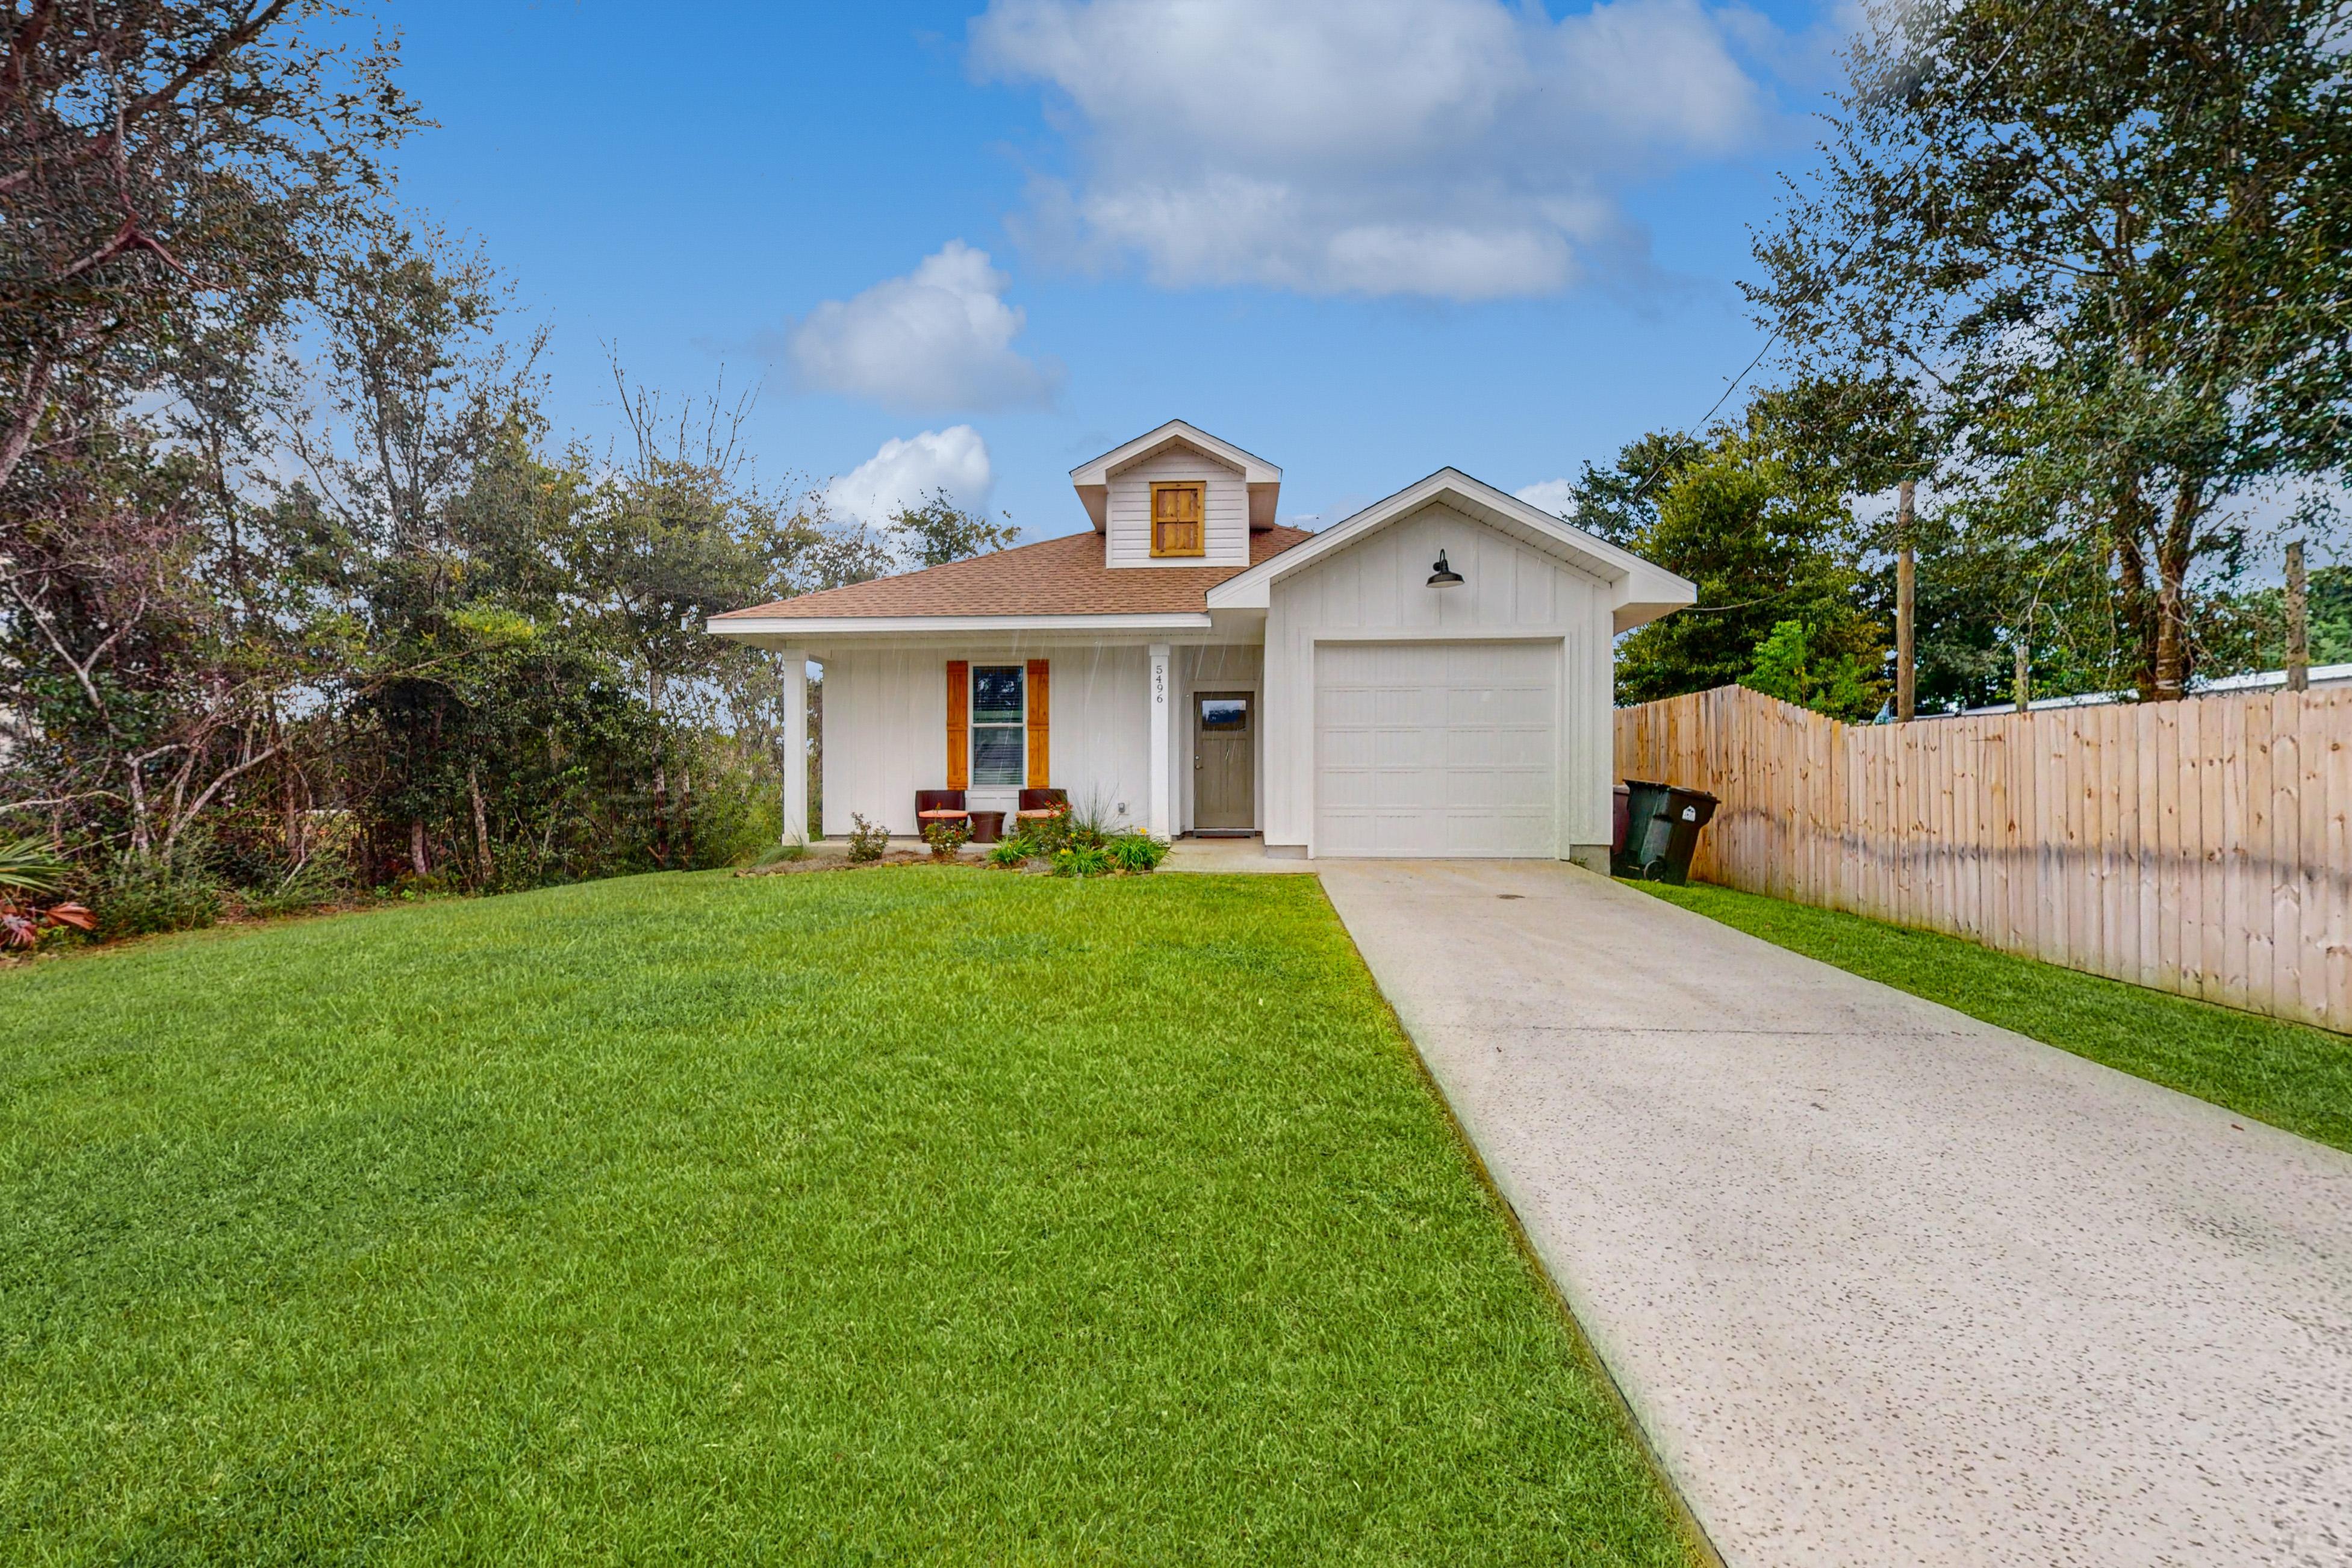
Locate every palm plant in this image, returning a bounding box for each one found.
[0,835,70,895]
[0,836,94,948]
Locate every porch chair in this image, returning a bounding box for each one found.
[915,789,971,830]
[1016,788,1068,823]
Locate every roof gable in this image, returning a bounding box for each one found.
[1206,468,1695,633]
[1069,419,1283,532]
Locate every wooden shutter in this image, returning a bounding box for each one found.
[1025,659,1050,787]
[1151,482,1204,557]
[946,661,969,789]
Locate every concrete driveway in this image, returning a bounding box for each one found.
[1318,860,2352,1568]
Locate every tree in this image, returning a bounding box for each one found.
[2246,562,2352,669]
[1610,433,1887,711]
[1742,620,1882,721]
[1750,0,2352,700]
[0,404,275,858]
[887,489,1018,568]
[560,365,804,868]
[1545,430,1706,546]
[0,1,416,497]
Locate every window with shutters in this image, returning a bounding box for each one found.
[970,665,1025,786]
[1150,481,1206,558]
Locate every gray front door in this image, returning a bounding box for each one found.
[1195,692,1255,831]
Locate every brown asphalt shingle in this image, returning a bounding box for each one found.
[711,526,1316,620]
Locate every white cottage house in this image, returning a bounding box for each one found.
[707,421,1694,865]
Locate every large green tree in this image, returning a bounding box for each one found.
[1614,434,1887,718]
[0,1,415,498]
[1750,0,2352,700]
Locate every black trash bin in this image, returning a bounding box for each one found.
[1610,778,1718,885]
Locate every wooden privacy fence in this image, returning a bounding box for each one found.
[1614,683,2352,1032]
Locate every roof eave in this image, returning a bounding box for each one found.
[1069,419,1282,487]
[708,611,1215,640]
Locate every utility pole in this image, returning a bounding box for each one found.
[1896,478,1917,722]
[2014,640,2030,712]
[2286,539,2310,694]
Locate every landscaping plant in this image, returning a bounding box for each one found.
[921,819,972,861]
[0,837,94,950]
[1051,844,1115,879]
[240,855,350,921]
[1104,833,1169,874]
[847,814,890,863]
[87,853,222,941]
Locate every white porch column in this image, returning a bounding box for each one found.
[777,647,809,845]
[1147,642,1172,839]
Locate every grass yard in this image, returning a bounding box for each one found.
[1635,879,2352,1156]
[1,869,1694,1565]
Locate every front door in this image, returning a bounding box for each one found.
[1195,692,1255,832]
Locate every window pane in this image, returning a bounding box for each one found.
[972,725,1024,786]
[1199,698,1249,732]
[973,665,1024,725]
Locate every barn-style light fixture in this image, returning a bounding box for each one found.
[1427,550,1464,587]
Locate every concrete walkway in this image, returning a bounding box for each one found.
[1318,860,2352,1568]
[1161,835,1315,873]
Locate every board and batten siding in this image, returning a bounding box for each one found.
[1104,449,1249,568]
[1172,643,1264,832]
[1261,500,1616,854]
[821,644,1152,837]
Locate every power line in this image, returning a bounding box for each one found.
[1619,25,2023,510]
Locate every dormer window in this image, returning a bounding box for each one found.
[1150,481,1205,558]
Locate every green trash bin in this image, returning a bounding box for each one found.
[1611,779,1718,885]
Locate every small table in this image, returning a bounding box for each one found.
[968,810,1006,844]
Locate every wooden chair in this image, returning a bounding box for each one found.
[915,789,971,829]
[1016,787,1068,823]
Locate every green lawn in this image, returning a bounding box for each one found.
[1635,879,2352,1155]
[1,869,1694,1565]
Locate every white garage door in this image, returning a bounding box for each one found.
[1314,640,1558,857]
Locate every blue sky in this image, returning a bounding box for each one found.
[387,0,1850,542]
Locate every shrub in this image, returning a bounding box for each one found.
[1014,810,1071,856]
[92,855,223,939]
[1020,792,1137,857]
[242,855,349,919]
[1063,792,1121,849]
[986,838,1030,869]
[1104,833,1168,874]
[922,819,972,861]
[847,814,890,863]
[1051,844,1113,879]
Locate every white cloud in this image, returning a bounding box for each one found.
[970,0,1776,300]
[788,242,1060,412]
[1515,478,1579,518]
[824,426,995,529]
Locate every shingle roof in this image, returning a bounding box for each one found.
[711,527,1316,620]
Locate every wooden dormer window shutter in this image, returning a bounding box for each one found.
[946,661,969,789]
[1025,659,1050,787]
[1150,481,1205,558]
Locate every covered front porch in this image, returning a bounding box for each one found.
[760,636,1265,846]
